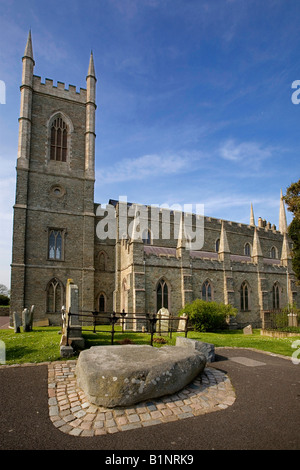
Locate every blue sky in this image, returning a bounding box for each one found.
[0,0,299,288]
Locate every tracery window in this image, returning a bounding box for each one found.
[50,117,68,162]
[47,278,63,313]
[48,229,64,260]
[157,279,169,311]
[202,280,212,302]
[240,281,250,311]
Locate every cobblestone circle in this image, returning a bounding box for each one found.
[48,361,236,437]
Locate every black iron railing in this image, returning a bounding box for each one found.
[66,310,189,347]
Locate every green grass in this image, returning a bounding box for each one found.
[0,326,299,365]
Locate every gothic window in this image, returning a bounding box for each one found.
[272,283,280,309]
[244,243,251,256]
[215,239,220,252]
[50,117,68,162]
[48,229,64,260]
[240,281,250,311]
[99,293,106,312]
[202,280,212,302]
[157,279,169,311]
[46,278,63,313]
[270,246,277,259]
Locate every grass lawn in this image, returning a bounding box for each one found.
[0,325,299,365]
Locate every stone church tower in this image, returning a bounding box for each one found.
[10,32,96,323]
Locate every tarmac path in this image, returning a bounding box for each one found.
[0,347,299,452]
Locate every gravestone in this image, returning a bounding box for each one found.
[157,308,170,334]
[13,312,21,333]
[243,324,253,335]
[178,313,188,332]
[60,279,84,356]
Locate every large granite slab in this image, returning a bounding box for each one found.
[75,345,206,408]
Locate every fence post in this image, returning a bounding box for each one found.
[185,315,189,338]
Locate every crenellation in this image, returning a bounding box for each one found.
[33,75,87,103]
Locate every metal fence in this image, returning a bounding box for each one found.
[66,310,189,347]
[262,309,299,330]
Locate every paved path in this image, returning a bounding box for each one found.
[0,347,299,451]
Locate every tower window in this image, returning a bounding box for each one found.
[50,117,68,162]
[46,278,63,313]
[270,246,277,259]
[244,243,251,256]
[48,229,64,260]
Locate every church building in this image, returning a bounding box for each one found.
[10,33,300,329]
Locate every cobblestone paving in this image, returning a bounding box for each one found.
[48,361,236,437]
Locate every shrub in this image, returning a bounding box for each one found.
[179,299,237,332]
[0,294,9,306]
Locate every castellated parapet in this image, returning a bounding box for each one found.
[33,76,87,103]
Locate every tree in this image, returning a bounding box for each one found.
[283,179,300,221]
[0,284,10,297]
[283,179,300,282]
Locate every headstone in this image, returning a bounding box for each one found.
[60,279,84,355]
[13,312,21,333]
[157,308,170,334]
[178,313,188,332]
[243,324,253,335]
[29,305,34,330]
[22,308,30,332]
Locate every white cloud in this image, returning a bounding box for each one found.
[219,139,273,164]
[99,152,199,183]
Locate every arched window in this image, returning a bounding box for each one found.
[50,117,68,162]
[48,229,64,260]
[215,239,220,252]
[270,246,277,259]
[202,280,212,302]
[99,293,106,312]
[157,279,169,311]
[46,278,63,313]
[272,283,280,309]
[240,281,250,311]
[244,243,251,256]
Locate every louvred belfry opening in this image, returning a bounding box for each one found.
[50,117,68,162]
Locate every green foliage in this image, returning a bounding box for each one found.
[284,180,300,282]
[179,299,237,332]
[288,218,300,281]
[283,179,300,221]
[0,294,9,306]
